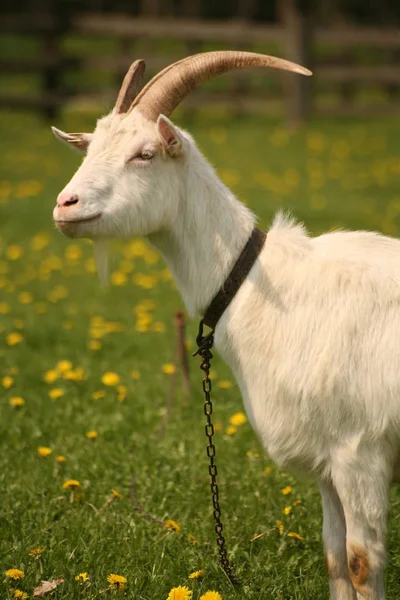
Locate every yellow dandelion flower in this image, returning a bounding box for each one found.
[56,360,73,373]
[44,369,58,383]
[2,375,14,389]
[14,590,28,599]
[164,519,180,533]
[218,380,232,390]
[111,271,127,286]
[7,332,23,346]
[49,388,64,399]
[245,450,260,458]
[85,430,98,440]
[200,591,222,600]
[0,302,10,314]
[37,446,52,457]
[92,390,105,400]
[56,455,67,463]
[167,586,192,600]
[62,479,80,490]
[75,572,89,583]
[283,506,292,516]
[287,532,304,541]
[281,486,293,496]
[188,569,204,579]
[102,372,120,386]
[29,546,46,558]
[107,573,127,591]
[293,499,302,506]
[88,340,102,350]
[225,425,237,436]
[5,569,24,580]
[111,488,122,500]
[6,245,24,260]
[18,292,33,304]
[276,520,284,535]
[117,384,127,402]
[187,534,199,544]
[9,396,24,408]
[162,363,176,375]
[229,411,247,426]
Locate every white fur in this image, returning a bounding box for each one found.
[53,107,400,600]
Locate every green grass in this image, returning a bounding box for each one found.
[1,109,400,600]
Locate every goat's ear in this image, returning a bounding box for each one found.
[157,115,183,157]
[51,126,92,154]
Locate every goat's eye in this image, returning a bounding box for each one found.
[127,149,155,164]
[140,150,154,160]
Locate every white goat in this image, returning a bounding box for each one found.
[52,51,400,600]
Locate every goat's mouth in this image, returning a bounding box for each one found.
[54,213,102,227]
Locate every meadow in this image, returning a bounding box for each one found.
[1,108,400,600]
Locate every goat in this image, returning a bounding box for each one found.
[52,51,400,600]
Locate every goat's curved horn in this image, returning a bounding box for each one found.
[130,51,312,121]
[114,59,146,114]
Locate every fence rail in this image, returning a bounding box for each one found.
[1,11,399,123]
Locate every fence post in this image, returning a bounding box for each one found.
[279,0,312,127]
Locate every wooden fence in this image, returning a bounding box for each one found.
[1,7,400,124]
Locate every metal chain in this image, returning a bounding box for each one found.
[193,319,239,585]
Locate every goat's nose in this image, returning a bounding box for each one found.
[57,191,80,208]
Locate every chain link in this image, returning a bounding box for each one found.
[193,319,239,585]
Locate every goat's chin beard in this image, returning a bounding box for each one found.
[93,239,109,286]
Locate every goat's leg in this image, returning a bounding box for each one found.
[331,449,390,600]
[318,478,356,600]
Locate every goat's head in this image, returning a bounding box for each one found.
[52,51,311,242]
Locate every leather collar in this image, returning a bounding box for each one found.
[202,228,267,331]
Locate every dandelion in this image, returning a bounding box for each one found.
[14,590,28,599]
[7,332,23,346]
[29,546,46,558]
[102,372,120,386]
[200,591,222,600]
[117,385,127,402]
[283,506,292,516]
[225,426,237,436]
[187,534,198,544]
[37,446,52,457]
[43,369,58,383]
[288,532,304,541]
[107,573,127,591]
[56,360,73,373]
[62,479,80,490]
[281,485,293,496]
[56,455,67,463]
[6,245,24,260]
[164,519,180,533]
[229,411,246,426]
[75,572,89,583]
[9,396,24,408]
[0,302,10,313]
[85,430,98,440]
[218,380,232,390]
[167,586,192,600]
[2,375,14,389]
[276,520,284,535]
[111,489,122,500]
[89,340,101,351]
[162,363,176,375]
[188,569,204,579]
[293,499,302,506]
[245,450,260,459]
[92,390,105,400]
[49,388,64,399]
[5,569,24,580]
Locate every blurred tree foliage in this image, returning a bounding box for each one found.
[6,0,400,23]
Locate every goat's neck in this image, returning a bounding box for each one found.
[148,149,255,317]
